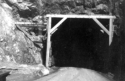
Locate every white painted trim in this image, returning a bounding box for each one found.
[46,14,116,19]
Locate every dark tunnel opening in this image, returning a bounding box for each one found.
[51,18,111,73]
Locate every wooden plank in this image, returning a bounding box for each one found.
[50,17,67,35]
[46,17,52,68]
[109,19,114,45]
[92,18,109,35]
[15,22,42,25]
[15,22,45,28]
[46,14,116,19]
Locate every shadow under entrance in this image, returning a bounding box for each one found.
[51,18,110,72]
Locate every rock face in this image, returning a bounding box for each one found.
[36,0,111,15]
[0,5,42,65]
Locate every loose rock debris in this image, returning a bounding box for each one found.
[0,2,49,75]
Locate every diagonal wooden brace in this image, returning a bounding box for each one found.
[50,17,67,35]
[92,18,109,35]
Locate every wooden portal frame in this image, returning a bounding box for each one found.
[45,14,116,68]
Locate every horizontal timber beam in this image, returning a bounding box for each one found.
[15,22,42,25]
[46,14,116,19]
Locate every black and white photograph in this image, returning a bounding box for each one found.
[0,0,124,81]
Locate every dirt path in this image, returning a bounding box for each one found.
[35,67,114,81]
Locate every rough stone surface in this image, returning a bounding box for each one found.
[0,4,43,66]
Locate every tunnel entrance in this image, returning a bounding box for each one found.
[51,18,110,72]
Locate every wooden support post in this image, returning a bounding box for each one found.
[45,14,115,68]
[50,17,67,35]
[109,18,114,45]
[46,17,52,68]
[93,18,109,35]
